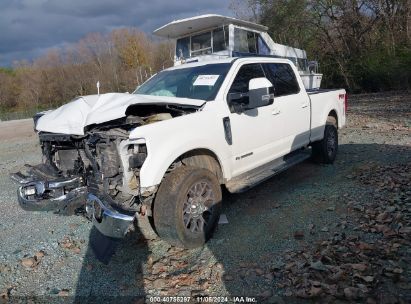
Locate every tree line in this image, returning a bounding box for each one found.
[1,1,410,119]
[231,0,411,92]
[0,28,173,119]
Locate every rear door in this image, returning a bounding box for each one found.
[262,62,310,152]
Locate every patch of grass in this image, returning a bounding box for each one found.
[0,105,51,121]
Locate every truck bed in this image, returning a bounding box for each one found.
[307,88,342,95]
[308,89,346,143]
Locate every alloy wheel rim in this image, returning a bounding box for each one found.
[327,129,336,157]
[183,181,215,233]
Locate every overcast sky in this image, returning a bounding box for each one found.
[0,0,232,66]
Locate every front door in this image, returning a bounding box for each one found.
[227,63,285,177]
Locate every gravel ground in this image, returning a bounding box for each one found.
[0,92,410,303]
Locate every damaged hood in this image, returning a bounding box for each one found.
[35,93,204,135]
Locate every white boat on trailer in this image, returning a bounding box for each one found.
[154,14,323,90]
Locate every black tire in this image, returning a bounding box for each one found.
[153,166,222,248]
[312,117,338,164]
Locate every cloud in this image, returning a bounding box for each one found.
[0,0,232,66]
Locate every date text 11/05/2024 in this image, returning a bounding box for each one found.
[148,296,258,303]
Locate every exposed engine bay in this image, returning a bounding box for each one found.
[12,103,198,228]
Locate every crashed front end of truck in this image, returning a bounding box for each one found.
[10,96,200,240]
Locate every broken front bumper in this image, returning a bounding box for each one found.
[10,168,135,239]
[12,174,87,214]
[86,194,135,238]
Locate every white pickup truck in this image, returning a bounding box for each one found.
[11,57,346,249]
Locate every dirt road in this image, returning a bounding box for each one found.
[0,92,410,303]
[0,119,34,141]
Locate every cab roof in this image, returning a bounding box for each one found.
[165,58,236,71]
[163,57,296,71]
[153,14,269,39]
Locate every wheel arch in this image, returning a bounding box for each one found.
[139,145,227,188]
[174,148,225,184]
[327,109,338,127]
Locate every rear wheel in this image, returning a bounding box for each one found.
[312,117,338,164]
[153,166,222,248]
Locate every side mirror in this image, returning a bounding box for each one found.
[248,77,274,109]
[227,77,274,113]
[227,92,248,113]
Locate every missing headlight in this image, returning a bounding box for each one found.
[128,144,147,169]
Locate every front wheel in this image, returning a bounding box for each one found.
[153,166,222,248]
[312,119,338,164]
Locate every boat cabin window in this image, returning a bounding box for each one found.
[176,37,190,59]
[191,32,212,56]
[297,58,308,72]
[234,28,256,53]
[234,28,270,55]
[213,27,229,52]
[280,57,308,72]
[176,26,228,59]
[257,36,270,55]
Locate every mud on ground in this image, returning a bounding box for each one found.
[0,92,410,303]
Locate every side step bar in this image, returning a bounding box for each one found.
[226,149,311,193]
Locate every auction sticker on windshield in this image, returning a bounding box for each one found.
[193,75,220,86]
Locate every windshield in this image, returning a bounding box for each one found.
[135,63,231,101]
